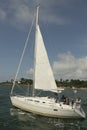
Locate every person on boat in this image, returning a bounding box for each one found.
[66,97,69,105]
[54,93,59,103]
[71,99,75,107]
[75,98,81,103]
[60,95,66,103]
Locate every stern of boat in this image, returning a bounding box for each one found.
[74,102,86,119]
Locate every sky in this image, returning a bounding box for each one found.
[0,0,87,81]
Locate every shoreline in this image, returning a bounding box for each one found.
[0,83,87,90]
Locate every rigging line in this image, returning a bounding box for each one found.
[11,13,35,95]
[36,90,42,96]
[17,84,28,94]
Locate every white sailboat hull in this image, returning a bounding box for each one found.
[11,96,86,119]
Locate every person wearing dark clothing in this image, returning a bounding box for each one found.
[66,97,69,105]
[61,95,66,102]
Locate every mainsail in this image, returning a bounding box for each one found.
[34,24,57,92]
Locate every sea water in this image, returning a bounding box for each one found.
[0,86,87,130]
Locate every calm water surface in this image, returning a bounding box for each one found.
[0,86,87,130]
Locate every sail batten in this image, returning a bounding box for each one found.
[34,25,58,92]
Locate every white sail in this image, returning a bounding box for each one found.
[34,24,57,92]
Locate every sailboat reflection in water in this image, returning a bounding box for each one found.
[10,6,86,119]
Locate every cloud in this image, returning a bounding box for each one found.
[0,0,34,29]
[0,8,6,21]
[53,52,87,80]
[26,68,34,78]
[26,52,87,80]
[0,0,71,29]
[7,0,35,29]
[14,4,33,25]
[33,0,70,25]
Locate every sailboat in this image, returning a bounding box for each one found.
[10,6,86,119]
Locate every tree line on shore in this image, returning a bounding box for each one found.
[0,78,87,88]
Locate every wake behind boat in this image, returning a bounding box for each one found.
[10,6,86,119]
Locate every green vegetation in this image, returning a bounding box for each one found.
[0,78,87,89]
[56,79,87,88]
[0,78,33,86]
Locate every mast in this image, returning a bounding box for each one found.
[32,6,40,96]
[36,6,39,28]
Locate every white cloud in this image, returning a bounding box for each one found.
[53,52,87,80]
[33,0,70,25]
[26,68,34,78]
[10,0,67,26]
[0,0,34,29]
[26,52,87,80]
[14,4,33,24]
[0,0,71,29]
[7,0,34,29]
